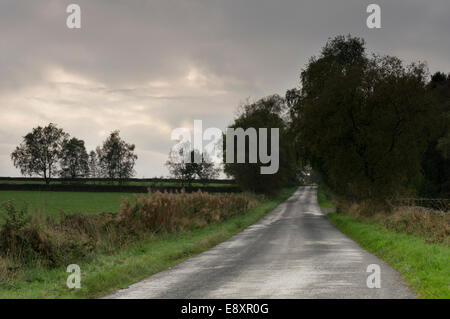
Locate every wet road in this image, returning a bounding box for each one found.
[105,186,414,299]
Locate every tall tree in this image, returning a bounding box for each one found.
[96,131,137,181]
[420,72,450,197]
[59,137,89,178]
[11,123,68,184]
[289,35,437,201]
[224,95,297,194]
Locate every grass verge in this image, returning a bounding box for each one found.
[0,187,296,298]
[327,213,450,299]
[317,186,335,210]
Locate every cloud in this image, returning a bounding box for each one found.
[0,0,449,176]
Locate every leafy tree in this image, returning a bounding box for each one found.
[289,35,437,201]
[420,72,450,196]
[224,95,297,194]
[11,123,68,184]
[96,131,137,181]
[166,142,220,186]
[88,150,100,178]
[59,137,89,178]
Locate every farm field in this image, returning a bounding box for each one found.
[0,191,136,217]
[0,180,235,187]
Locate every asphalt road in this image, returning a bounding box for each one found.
[105,186,414,299]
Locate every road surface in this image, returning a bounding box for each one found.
[105,186,414,299]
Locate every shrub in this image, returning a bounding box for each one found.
[337,200,449,244]
[0,190,260,276]
[119,190,258,234]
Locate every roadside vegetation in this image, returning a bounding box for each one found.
[316,186,335,210]
[335,201,449,244]
[328,213,449,298]
[322,185,449,298]
[0,187,296,298]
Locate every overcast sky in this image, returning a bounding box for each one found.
[1,0,449,177]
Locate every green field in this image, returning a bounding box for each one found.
[0,180,235,187]
[328,213,450,299]
[0,191,136,217]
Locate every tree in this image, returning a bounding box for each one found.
[289,35,437,201]
[96,131,137,181]
[166,142,220,186]
[59,137,89,178]
[420,72,450,197]
[88,150,100,178]
[11,123,68,184]
[224,95,297,194]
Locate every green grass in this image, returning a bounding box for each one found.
[317,186,335,209]
[0,187,297,298]
[0,191,136,217]
[327,213,450,299]
[0,180,235,187]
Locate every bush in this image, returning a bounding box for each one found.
[337,200,449,244]
[0,201,44,262]
[119,190,258,234]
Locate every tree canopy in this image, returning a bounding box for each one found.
[224,95,297,194]
[289,35,438,200]
[11,123,68,184]
[59,137,89,178]
[166,143,220,186]
[96,131,138,180]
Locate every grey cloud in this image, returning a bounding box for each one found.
[0,0,449,176]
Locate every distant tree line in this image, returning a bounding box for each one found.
[11,124,137,184]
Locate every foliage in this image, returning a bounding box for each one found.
[11,123,68,184]
[96,131,138,181]
[224,95,297,194]
[0,191,260,270]
[88,150,100,178]
[336,200,449,244]
[290,35,438,201]
[317,186,335,210]
[0,188,296,298]
[166,143,220,186]
[59,137,89,178]
[328,213,450,298]
[420,72,450,197]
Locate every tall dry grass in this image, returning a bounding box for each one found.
[337,201,449,244]
[0,190,260,280]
